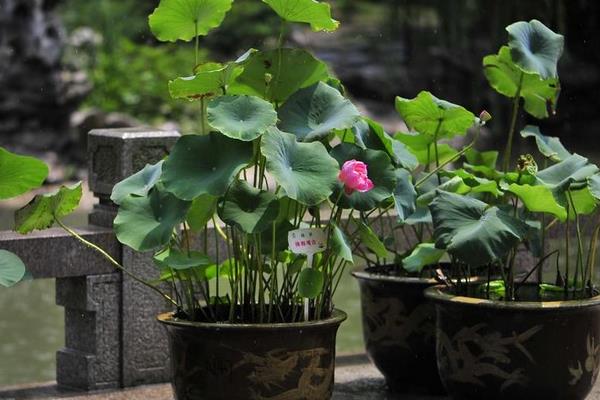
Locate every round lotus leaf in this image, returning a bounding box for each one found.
[262,128,339,206]
[15,182,82,234]
[218,180,279,234]
[395,91,476,140]
[506,19,564,80]
[429,191,529,266]
[484,46,560,119]
[207,95,277,141]
[111,161,163,205]
[0,250,26,287]
[330,144,397,211]
[114,189,191,252]
[0,147,48,200]
[149,0,233,42]
[279,82,360,142]
[298,268,324,299]
[229,48,331,104]
[262,0,339,32]
[162,133,253,200]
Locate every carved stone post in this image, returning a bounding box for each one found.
[87,128,180,387]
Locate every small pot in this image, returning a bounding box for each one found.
[158,309,347,400]
[352,267,444,394]
[425,285,600,400]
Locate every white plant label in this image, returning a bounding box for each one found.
[288,228,326,255]
[288,228,326,322]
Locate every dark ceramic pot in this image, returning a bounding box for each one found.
[157,310,347,400]
[425,285,600,400]
[352,268,444,394]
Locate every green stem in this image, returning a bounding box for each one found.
[56,219,178,307]
[433,119,442,185]
[415,130,480,188]
[502,71,524,172]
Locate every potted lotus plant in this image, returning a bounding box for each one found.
[12,1,406,399]
[424,20,600,400]
[348,97,491,393]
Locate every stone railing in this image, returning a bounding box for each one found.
[0,128,180,390]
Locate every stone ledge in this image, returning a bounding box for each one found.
[0,227,119,279]
[2,355,600,400]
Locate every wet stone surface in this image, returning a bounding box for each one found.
[3,355,600,399]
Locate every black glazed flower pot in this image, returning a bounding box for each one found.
[157,309,347,400]
[352,268,445,394]
[425,285,600,400]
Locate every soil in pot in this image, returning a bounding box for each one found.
[352,265,446,394]
[426,284,600,400]
[158,308,347,400]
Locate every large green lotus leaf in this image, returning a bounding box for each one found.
[330,144,397,211]
[207,95,277,141]
[395,132,458,166]
[331,223,353,263]
[298,268,324,298]
[394,169,417,223]
[229,49,330,104]
[262,128,339,206]
[444,169,502,197]
[278,82,360,142]
[162,133,253,200]
[508,183,567,220]
[395,91,476,140]
[262,0,338,32]
[355,219,388,258]
[149,0,233,42]
[520,125,570,162]
[405,206,432,225]
[429,191,529,266]
[163,249,212,270]
[590,175,600,201]
[403,243,445,273]
[566,187,598,217]
[168,64,227,100]
[417,176,471,207]
[0,147,48,200]
[218,180,279,234]
[0,250,26,287]
[536,154,599,192]
[186,194,218,231]
[465,148,499,169]
[111,161,163,205]
[15,183,82,234]
[352,119,418,170]
[114,189,191,252]
[484,46,560,119]
[506,20,564,79]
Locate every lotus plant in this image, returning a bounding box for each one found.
[424,20,600,301]
[12,0,411,324]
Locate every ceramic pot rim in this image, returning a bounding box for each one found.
[157,308,347,330]
[351,266,438,285]
[425,284,600,311]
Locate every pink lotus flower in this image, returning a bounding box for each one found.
[339,160,374,195]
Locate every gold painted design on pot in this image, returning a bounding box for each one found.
[363,286,434,351]
[231,347,333,400]
[437,323,542,391]
[568,333,600,386]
